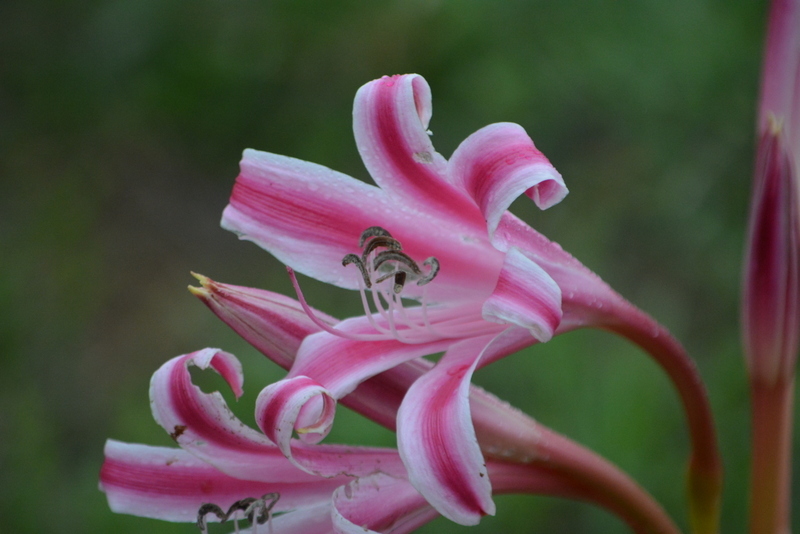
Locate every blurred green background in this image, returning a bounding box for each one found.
[0,0,790,532]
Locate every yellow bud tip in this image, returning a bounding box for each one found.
[188,272,213,297]
[188,285,211,297]
[190,271,211,285]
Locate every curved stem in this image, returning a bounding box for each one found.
[490,460,669,534]
[596,300,722,534]
[472,387,682,534]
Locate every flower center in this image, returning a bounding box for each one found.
[332,226,440,342]
[341,226,439,294]
[289,226,488,344]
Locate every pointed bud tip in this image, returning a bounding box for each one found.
[188,285,211,298]
[188,273,214,298]
[190,271,211,284]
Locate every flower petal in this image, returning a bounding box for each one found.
[149,349,306,482]
[291,323,458,397]
[150,349,404,483]
[353,74,483,226]
[492,212,626,329]
[255,376,336,455]
[222,149,503,302]
[222,149,392,290]
[482,247,562,341]
[332,473,439,534]
[396,336,497,525]
[99,440,341,522]
[448,122,567,237]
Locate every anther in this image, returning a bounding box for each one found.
[197,503,226,533]
[248,493,280,525]
[342,254,371,288]
[393,271,407,293]
[196,493,281,533]
[418,257,440,285]
[361,235,402,261]
[372,250,423,276]
[359,226,393,247]
[226,497,257,522]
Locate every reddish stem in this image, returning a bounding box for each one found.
[472,388,682,534]
[586,299,722,534]
[749,378,795,534]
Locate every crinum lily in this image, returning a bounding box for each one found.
[101,295,681,534]
[223,73,566,524]
[221,74,721,530]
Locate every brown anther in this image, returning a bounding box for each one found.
[361,235,402,262]
[343,253,372,288]
[418,257,440,285]
[197,503,226,531]
[372,250,423,276]
[196,493,280,531]
[344,227,440,293]
[393,271,407,294]
[359,226,393,247]
[251,493,280,524]
[226,497,257,521]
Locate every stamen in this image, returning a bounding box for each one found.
[288,267,388,341]
[196,493,280,534]
[197,503,226,534]
[373,250,423,276]
[226,497,257,523]
[344,227,440,295]
[247,493,280,525]
[418,257,440,285]
[334,227,448,343]
[356,274,395,336]
[361,235,403,260]
[359,226,393,247]
[393,271,407,293]
[342,254,371,288]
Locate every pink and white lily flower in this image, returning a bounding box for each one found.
[222,74,568,524]
[100,348,436,534]
[101,347,673,533]
[220,73,721,528]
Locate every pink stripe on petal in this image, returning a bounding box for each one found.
[150,349,333,483]
[99,440,342,522]
[397,336,497,525]
[332,474,439,534]
[290,326,458,398]
[448,122,567,238]
[222,150,389,290]
[482,247,562,342]
[353,75,484,226]
[222,149,503,303]
[255,376,409,479]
